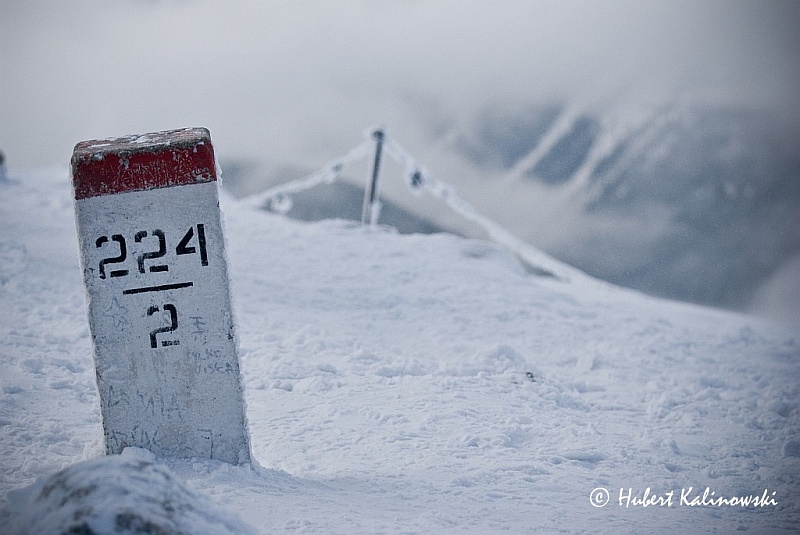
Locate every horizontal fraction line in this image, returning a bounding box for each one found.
[122,281,194,295]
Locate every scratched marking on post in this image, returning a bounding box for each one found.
[72,128,250,465]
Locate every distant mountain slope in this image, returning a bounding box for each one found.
[218,101,799,323]
[452,101,800,316]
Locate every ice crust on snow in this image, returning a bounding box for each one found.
[1,168,799,533]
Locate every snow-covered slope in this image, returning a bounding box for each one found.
[456,101,800,314]
[222,101,800,324]
[1,168,799,533]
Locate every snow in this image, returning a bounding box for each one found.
[1,167,799,533]
[750,254,800,327]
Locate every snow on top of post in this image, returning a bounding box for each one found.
[71,127,217,200]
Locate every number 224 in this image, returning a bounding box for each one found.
[95,224,208,279]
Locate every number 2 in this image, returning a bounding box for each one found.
[147,304,179,348]
[96,235,128,279]
[135,230,168,274]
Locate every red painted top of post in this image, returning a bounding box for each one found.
[71,127,217,200]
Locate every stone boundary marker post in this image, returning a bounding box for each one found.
[71,127,250,465]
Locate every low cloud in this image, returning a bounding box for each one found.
[2,0,798,167]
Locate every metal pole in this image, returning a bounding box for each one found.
[361,128,385,225]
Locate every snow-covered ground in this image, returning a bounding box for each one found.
[1,168,799,533]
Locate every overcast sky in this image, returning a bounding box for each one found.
[2,0,798,170]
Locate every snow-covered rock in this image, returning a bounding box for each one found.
[4,448,255,535]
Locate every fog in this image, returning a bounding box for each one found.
[2,0,799,323]
[3,0,798,167]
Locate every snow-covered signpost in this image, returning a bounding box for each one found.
[71,128,250,465]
